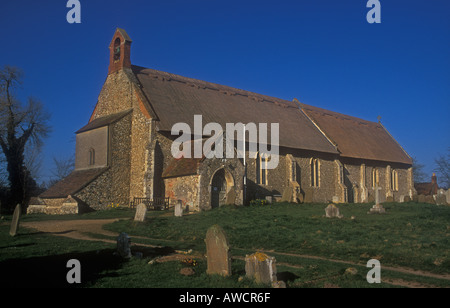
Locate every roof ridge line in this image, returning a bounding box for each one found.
[131,65,297,109]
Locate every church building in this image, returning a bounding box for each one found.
[29,28,414,214]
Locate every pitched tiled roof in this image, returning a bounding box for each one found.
[414,182,438,196]
[162,157,203,179]
[132,66,339,155]
[161,139,207,178]
[299,103,413,165]
[76,109,132,134]
[40,167,108,198]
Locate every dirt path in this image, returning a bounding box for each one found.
[21,219,450,287]
[21,219,121,244]
[259,250,450,281]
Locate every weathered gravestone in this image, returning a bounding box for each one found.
[116,232,132,259]
[368,186,386,214]
[281,187,293,202]
[226,187,236,205]
[205,224,231,276]
[325,204,343,218]
[304,188,314,203]
[404,195,411,202]
[9,204,21,237]
[134,203,147,222]
[418,194,426,203]
[435,193,447,206]
[446,189,450,205]
[175,200,183,217]
[425,195,435,204]
[245,252,277,285]
[368,203,386,214]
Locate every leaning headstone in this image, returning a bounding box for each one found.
[9,204,21,237]
[205,225,231,276]
[134,203,147,222]
[116,232,132,259]
[245,252,277,285]
[281,187,293,202]
[175,200,183,217]
[226,187,236,205]
[325,204,343,218]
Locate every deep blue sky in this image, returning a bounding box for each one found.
[1,0,449,185]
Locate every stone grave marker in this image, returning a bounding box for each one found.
[368,186,386,214]
[117,232,132,259]
[446,189,450,204]
[304,188,314,203]
[245,252,277,285]
[225,187,236,205]
[9,204,21,237]
[425,195,435,204]
[374,185,381,205]
[134,203,147,222]
[369,203,386,214]
[418,194,426,203]
[324,204,343,218]
[175,200,183,217]
[435,193,447,206]
[205,224,231,276]
[281,187,293,202]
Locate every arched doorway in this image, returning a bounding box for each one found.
[210,168,234,209]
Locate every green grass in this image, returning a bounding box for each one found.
[1,202,449,288]
[104,202,450,275]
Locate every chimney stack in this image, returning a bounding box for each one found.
[431,173,437,184]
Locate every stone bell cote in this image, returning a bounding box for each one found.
[108,28,132,74]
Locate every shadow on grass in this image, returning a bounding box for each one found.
[0,246,175,288]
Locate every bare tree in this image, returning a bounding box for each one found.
[435,148,450,189]
[0,152,8,188]
[47,154,75,187]
[0,66,51,210]
[411,156,427,183]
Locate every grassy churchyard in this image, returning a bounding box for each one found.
[0,202,449,288]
